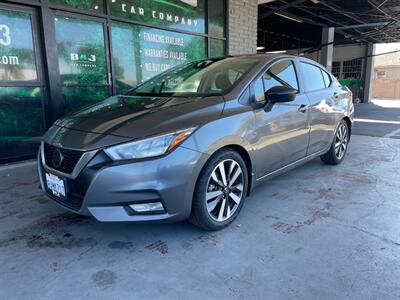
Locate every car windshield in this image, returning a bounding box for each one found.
[128,57,260,96]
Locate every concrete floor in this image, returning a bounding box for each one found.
[1,103,400,299]
[354,99,400,138]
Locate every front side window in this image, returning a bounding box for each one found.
[301,62,326,92]
[129,57,260,96]
[263,60,299,92]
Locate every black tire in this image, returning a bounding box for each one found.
[189,149,248,231]
[320,119,350,165]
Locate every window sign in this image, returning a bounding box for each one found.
[137,25,206,81]
[49,0,104,13]
[55,16,109,113]
[112,21,206,93]
[0,9,38,81]
[110,0,206,34]
[55,16,108,85]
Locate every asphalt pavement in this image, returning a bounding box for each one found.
[0,100,399,299]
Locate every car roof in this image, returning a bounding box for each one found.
[223,54,325,66]
[225,53,296,61]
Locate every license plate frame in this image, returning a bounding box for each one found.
[45,173,67,200]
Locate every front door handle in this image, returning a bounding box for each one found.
[298,104,308,113]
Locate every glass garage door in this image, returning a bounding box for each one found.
[0,6,45,162]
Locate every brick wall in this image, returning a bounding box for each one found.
[227,0,258,55]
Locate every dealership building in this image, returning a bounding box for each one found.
[0,0,241,162]
[1,0,397,163]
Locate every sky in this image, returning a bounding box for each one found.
[375,43,400,54]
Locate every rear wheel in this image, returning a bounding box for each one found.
[190,149,248,230]
[321,119,350,165]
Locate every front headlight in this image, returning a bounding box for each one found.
[104,127,197,161]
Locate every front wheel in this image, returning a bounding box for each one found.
[320,119,350,165]
[190,149,248,230]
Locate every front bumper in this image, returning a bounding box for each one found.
[38,144,209,222]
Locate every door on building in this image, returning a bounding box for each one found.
[0,4,45,162]
[53,12,111,114]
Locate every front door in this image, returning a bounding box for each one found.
[252,59,310,178]
[53,12,111,114]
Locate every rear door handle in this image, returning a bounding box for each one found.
[298,104,308,113]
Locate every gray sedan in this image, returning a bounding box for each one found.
[38,55,354,230]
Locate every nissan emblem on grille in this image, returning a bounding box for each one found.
[52,148,64,169]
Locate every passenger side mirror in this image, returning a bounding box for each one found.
[263,86,297,112]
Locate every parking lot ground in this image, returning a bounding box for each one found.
[354,99,400,138]
[1,132,399,299]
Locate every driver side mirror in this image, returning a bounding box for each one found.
[264,86,297,112]
[265,86,297,103]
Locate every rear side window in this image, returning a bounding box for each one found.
[321,70,332,88]
[301,62,326,92]
[263,60,299,92]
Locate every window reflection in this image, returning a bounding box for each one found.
[111,21,207,94]
[49,0,104,13]
[264,60,298,92]
[0,87,44,160]
[0,9,38,81]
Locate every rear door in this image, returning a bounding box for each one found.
[252,58,310,178]
[299,60,337,155]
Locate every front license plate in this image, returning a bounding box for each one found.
[45,173,66,199]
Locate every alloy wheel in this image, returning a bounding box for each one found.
[335,123,348,160]
[205,159,244,222]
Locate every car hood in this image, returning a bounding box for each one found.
[44,95,225,150]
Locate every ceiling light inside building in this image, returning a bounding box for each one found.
[258,0,277,4]
[265,50,287,54]
[274,12,303,23]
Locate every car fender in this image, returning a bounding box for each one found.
[181,109,258,188]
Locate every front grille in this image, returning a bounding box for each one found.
[43,143,84,174]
